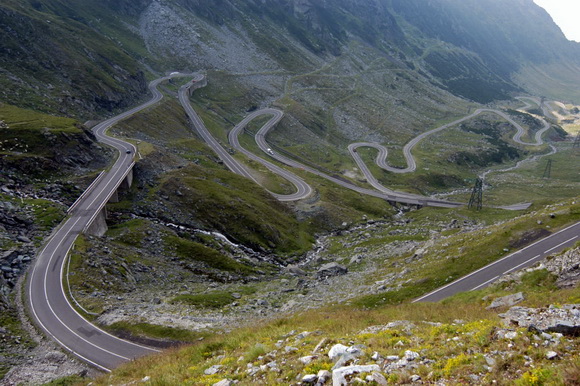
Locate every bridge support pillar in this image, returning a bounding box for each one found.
[85,207,108,237]
[108,190,119,203]
[119,168,133,190]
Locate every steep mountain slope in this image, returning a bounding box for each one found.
[0,0,150,116]
[2,0,580,120]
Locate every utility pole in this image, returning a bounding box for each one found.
[468,178,483,210]
[542,159,552,179]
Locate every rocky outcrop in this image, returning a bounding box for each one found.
[316,262,348,279]
[486,292,525,309]
[500,304,580,336]
[499,246,580,289]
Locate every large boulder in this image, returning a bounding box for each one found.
[486,292,525,309]
[317,263,347,279]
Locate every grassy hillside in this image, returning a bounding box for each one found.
[0,0,151,116]
[80,245,580,385]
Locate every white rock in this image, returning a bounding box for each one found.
[371,351,381,361]
[410,374,421,382]
[302,374,317,384]
[328,344,349,361]
[505,331,518,340]
[487,292,525,309]
[204,365,222,375]
[213,380,234,386]
[141,376,151,382]
[546,351,559,360]
[371,371,388,385]
[317,369,331,383]
[332,365,381,386]
[484,355,496,366]
[386,355,400,361]
[266,360,278,369]
[299,355,317,364]
[404,350,420,361]
[295,331,311,340]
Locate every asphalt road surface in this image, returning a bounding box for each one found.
[414,221,580,302]
[250,109,463,208]
[26,73,193,371]
[27,72,568,372]
[348,105,551,179]
[228,109,313,201]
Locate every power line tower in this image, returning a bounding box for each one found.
[573,133,580,149]
[543,159,553,179]
[468,178,483,210]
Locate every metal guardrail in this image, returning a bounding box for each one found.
[67,171,106,213]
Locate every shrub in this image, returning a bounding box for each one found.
[516,367,556,386]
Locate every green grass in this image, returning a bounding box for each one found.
[150,164,314,255]
[166,235,255,275]
[42,375,86,386]
[170,291,236,309]
[0,103,82,159]
[109,321,211,343]
[0,367,8,381]
[352,199,580,308]
[29,199,66,231]
[90,245,580,385]
[0,103,79,132]
[106,218,150,247]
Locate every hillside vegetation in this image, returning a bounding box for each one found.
[84,244,580,385]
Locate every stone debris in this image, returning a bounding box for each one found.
[486,292,525,309]
[500,304,580,336]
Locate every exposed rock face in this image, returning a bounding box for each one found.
[500,304,580,336]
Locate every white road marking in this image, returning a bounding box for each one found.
[544,236,578,254]
[413,222,580,302]
[503,255,540,274]
[470,276,499,291]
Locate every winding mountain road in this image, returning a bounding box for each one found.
[244,104,553,206]
[229,109,460,207]
[227,109,313,201]
[26,73,194,372]
[27,72,569,373]
[347,107,551,182]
